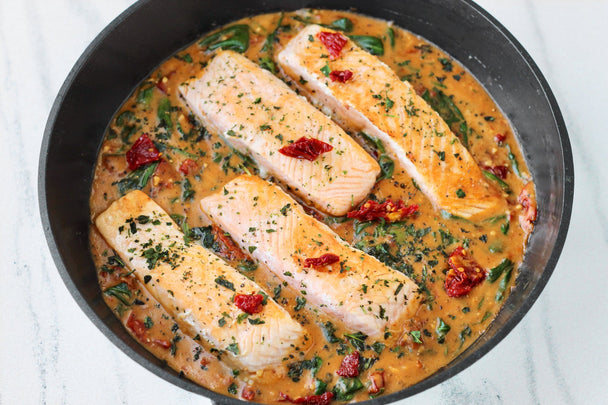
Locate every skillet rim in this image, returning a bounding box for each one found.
[38,0,574,403]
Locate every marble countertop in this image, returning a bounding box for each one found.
[1,0,606,403]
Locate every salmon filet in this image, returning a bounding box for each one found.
[200,175,421,340]
[277,25,506,220]
[95,190,306,371]
[179,50,380,216]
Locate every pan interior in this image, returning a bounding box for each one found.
[39,0,572,402]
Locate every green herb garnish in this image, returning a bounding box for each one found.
[495,265,513,301]
[199,24,250,53]
[436,318,451,343]
[387,27,395,47]
[483,170,511,193]
[320,321,342,343]
[487,259,514,283]
[506,144,523,178]
[344,331,368,351]
[104,282,131,305]
[294,296,306,311]
[226,343,240,355]
[409,330,423,344]
[422,88,469,147]
[320,61,330,77]
[332,377,364,401]
[214,276,235,291]
[136,85,154,107]
[330,18,353,32]
[350,35,384,55]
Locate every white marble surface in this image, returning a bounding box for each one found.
[1,0,607,403]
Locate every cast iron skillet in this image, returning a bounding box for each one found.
[39,0,573,403]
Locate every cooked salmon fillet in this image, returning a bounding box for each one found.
[277,25,506,220]
[95,190,306,371]
[179,50,380,216]
[200,175,421,340]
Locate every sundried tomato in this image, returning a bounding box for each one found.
[126,313,171,349]
[279,391,334,405]
[212,225,247,261]
[179,158,198,175]
[329,70,353,83]
[444,247,486,297]
[241,386,256,401]
[234,293,265,314]
[317,31,348,59]
[413,83,427,96]
[155,71,175,93]
[483,165,509,179]
[367,372,385,394]
[347,199,418,222]
[336,351,360,377]
[150,338,172,349]
[127,313,147,338]
[494,133,506,144]
[304,253,340,268]
[278,137,333,161]
[518,182,537,233]
[126,134,161,170]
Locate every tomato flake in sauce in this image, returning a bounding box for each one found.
[336,351,360,377]
[155,71,175,93]
[367,372,385,394]
[279,391,334,405]
[241,386,256,401]
[179,158,198,175]
[347,199,418,222]
[483,165,508,180]
[212,225,248,261]
[126,313,171,348]
[329,70,353,83]
[317,31,348,59]
[278,137,333,161]
[518,182,537,233]
[444,247,486,297]
[126,134,161,170]
[234,293,265,314]
[304,253,340,268]
[494,133,507,144]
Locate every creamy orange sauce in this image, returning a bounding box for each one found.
[89,9,535,403]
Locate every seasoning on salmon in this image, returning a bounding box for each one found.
[179,50,380,216]
[95,190,306,371]
[199,175,422,340]
[277,24,506,220]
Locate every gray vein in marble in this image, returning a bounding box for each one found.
[0,20,50,405]
[26,0,53,104]
[112,346,131,405]
[541,298,576,404]
[521,322,540,404]
[481,378,504,404]
[1,5,61,402]
[525,0,606,244]
[67,0,105,31]
[439,375,501,405]
[522,3,582,404]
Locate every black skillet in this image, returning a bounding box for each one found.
[39,0,574,403]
